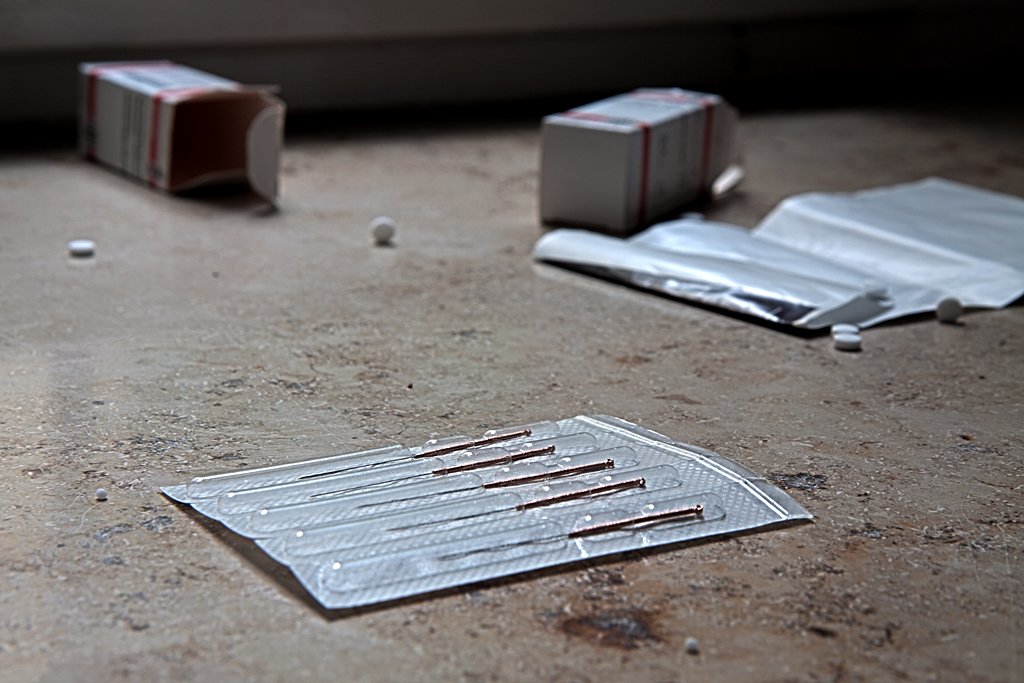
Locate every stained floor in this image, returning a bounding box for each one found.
[1,101,1022,682]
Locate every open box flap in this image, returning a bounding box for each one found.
[246,97,284,203]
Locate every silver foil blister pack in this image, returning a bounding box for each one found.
[163,415,810,609]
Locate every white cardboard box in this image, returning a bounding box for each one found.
[78,61,285,202]
[539,88,740,233]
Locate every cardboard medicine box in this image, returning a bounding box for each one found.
[539,88,740,233]
[79,61,284,202]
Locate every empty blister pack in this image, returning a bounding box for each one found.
[162,415,811,609]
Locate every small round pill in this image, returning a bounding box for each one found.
[936,297,963,324]
[833,332,862,352]
[370,216,396,246]
[95,487,108,501]
[68,239,95,257]
[685,637,700,654]
[831,323,860,337]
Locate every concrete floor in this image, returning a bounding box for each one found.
[1,101,1022,682]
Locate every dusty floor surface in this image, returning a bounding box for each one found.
[1,102,1022,682]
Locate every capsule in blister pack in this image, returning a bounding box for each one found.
[246,447,635,539]
[263,465,680,564]
[302,489,728,608]
[162,414,812,610]
[163,421,562,503]
[569,491,725,542]
[191,432,597,519]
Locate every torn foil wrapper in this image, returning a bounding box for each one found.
[163,415,810,609]
[533,178,1024,329]
[533,223,893,329]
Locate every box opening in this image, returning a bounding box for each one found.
[170,92,269,190]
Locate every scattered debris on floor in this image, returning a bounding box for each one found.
[768,472,828,491]
[534,178,1024,332]
[162,415,810,609]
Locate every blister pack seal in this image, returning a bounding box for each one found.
[163,415,811,609]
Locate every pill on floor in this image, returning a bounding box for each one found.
[95,487,108,501]
[370,216,396,246]
[833,332,863,352]
[936,297,963,324]
[68,239,96,257]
